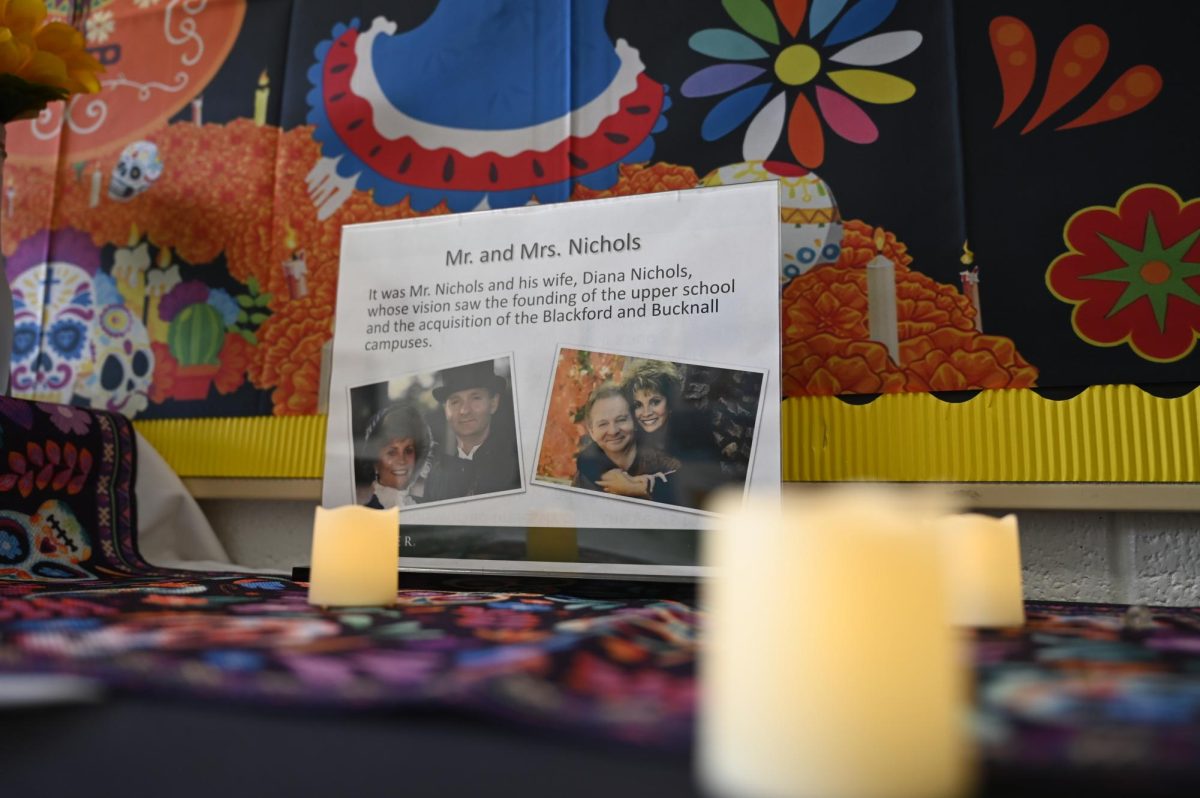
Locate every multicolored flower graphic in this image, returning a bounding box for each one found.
[682,0,921,168]
[1047,184,1200,363]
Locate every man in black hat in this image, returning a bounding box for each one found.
[422,359,522,502]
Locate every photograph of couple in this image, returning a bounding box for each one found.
[534,347,766,514]
[349,357,524,509]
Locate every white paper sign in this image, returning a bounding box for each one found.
[324,183,780,533]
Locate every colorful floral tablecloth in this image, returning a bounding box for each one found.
[3,397,1200,778]
[0,572,700,746]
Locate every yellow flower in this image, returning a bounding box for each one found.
[35,21,103,93]
[0,0,103,122]
[0,27,35,76]
[1,0,48,37]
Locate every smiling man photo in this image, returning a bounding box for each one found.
[422,359,522,502]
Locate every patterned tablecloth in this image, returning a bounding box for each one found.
[3,572,1199,761]
[2,397,1200,785]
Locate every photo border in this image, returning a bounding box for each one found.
[530,343,770,518]
[345,351,527,512]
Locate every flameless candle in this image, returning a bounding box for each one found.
[940,513,1024,627]
[307,505,399,607]
[701,490,973,798]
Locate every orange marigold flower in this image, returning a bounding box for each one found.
[572,163,698,200]
[782,335,907,396]
[213,332,255,395]
[785,290,868,342]
[835,219,914,271]
[149,342,177,404]
[895,270,976,330]
[901,329,1038,390]
[896,298,952,339]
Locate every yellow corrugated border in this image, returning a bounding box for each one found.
[135,385,1198,482]
[135,415,327,478]
[782,384,1198,482]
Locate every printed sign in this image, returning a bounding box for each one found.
[323,183,781,570]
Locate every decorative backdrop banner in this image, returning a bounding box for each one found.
[3,0,1197,426]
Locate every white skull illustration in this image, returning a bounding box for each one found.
[7,263,95,403]
[79,275,155,417]
[109,141,164,201]
[0,501,94,581]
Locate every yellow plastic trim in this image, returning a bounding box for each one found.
[135,415,327,478]
[135,385,1198,483]
[782,385,1198,482]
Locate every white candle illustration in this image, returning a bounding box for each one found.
[959,242,983,332]
[191,96,204,125]
[145,248,181,343]
[254,70,269,126]
[281,227,308,299]
[112,224,150,317]
[283,249,309,299]
[88,166,102,208]
[866,228,900,363]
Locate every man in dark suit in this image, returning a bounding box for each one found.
[423,360,522,502]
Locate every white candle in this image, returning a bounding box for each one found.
[940,513,1024,627]
[866,254,900,363]
[701,490,973,798]
[307,505,399,607]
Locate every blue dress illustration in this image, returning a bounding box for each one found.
[306,0,670,217]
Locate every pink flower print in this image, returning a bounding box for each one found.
[37,403,93,435]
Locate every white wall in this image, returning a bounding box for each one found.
[1016,510,1200,606]
[199,499,1200,606]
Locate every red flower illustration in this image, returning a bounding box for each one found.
[1047,184,1200,362]
[0,440,92,497]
